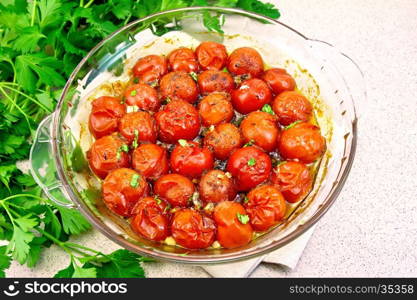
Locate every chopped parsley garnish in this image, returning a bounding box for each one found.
[130,90,137,96]
[261,104,275,115]
[117,144,129,160]
[244,196,249,204]
[132,130,139,149]
[284,120,302,130]
[237,213,250,224]
[189,72,198,81]
[247,158,256,166]
[243,140,255,147]
[178,139,188,147]
[154,196,162,205]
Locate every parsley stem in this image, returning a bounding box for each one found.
[0,193,46,205]
[0,86,32,132]
[0,85,51,113]
[84,0,95,8]
[65,242,103,256]
[30,0,37,26]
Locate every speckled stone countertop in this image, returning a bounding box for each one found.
[7,0,417,277]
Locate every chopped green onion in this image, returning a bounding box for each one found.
[126,105,139,113]
[154,196,162,205]
[130,174,141,188]
[284,120,302,130]
[189,72,198,81]
[237,213,250,224]
[261,104,274,115]
[247,158,256,166]
[132,130,139,149]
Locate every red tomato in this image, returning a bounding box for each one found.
[240,111,280,152]
[168,47,199,72]
[227,47,264,77]
[199,170,236,204]
[118,111,157,144]
[245,185,286,232]
[102,168,148,217]
[272,91,312,126]
[132,55,167,84]
[171,209,216,249]
[195,41,228,70]
[155,99,200,144]
[130,197,170,242]
[197,70,234,94]
[154,174,195,207]
[261,68,296,94]
[203,123,242,160]
[170,141,214,178]
[271,161,313,203]
[87,134,130,179]
[231,78,272,114]
[278,122,326,163]
[132,144,169,180]
[214,201,253,249]
[124,83,160,112]
[198,93,234,126]
[160,71,199,103]
[88,96,125,139]
[226,146,272,191]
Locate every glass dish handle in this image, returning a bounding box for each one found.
[29,114,76,208]
[307,39,366,118]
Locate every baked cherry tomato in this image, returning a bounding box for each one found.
[160,71,198,103]
[87,134,130,179]
[130,197,169,241]
[231,78,272,114]
[132,55,168,84]
[272,91,312,126]
[199,170,236,204]
[155,99,200,143]
[271,161,313,203]
[240,111,280,152]
[198,93,234,126]
[227,47,264,77]
[261,68,296,94]
[170,141,214,178]
[102,168,148,217]
[278,122,326,163]
[195,41,228,70]
[154,174,195,207]
[168,47,199,72]
[118,111,157,144]
[88,96,125,139]
[226,146,272,191]
[245,185,286,232]
[124,83,160,112]
[197,70,234,94]
[203,123,242,160]
[171,209,216,249]
[214,201,253,249]
[132,144,169,180]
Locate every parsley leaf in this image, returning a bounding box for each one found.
[0,246,12,278]
[56,206,91,235]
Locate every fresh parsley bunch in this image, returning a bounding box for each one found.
[0,0,279,278]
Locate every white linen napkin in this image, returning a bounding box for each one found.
[202,225,316,277]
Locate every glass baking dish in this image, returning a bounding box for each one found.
[29,7,364,264]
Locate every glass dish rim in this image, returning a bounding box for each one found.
[51,6,358,264]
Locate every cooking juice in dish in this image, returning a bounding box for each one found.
[85,42,327,250]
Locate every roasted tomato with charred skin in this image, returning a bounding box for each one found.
[170,141,214,179]
[132,55,167,84]
[102,168,148,217]
[227,47,264,77]
[240,111,280,152]
[226,146,272,191]
[155,99,200,144]
[199,170,236,204]
[261,68,296,95]
[198,93,234,126]
[130,197,169,241]
[197,70,234,94]
[118,111,157,144]
[132,144,169,180]
[88,96,125,139]
[214,201,253,249]
[278,122,326,163]
[168,47,199,73]
[231,78,272,114]
[195,41,228,70]
[272,91,313,126]
[87,134,130,179]
[271,161,313,203]
[171,209,216,249]
[203,123,242,160]
[160,71,199,103]
[154,174,195,207]
[124,83,160,112]
[245,185,286,232]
